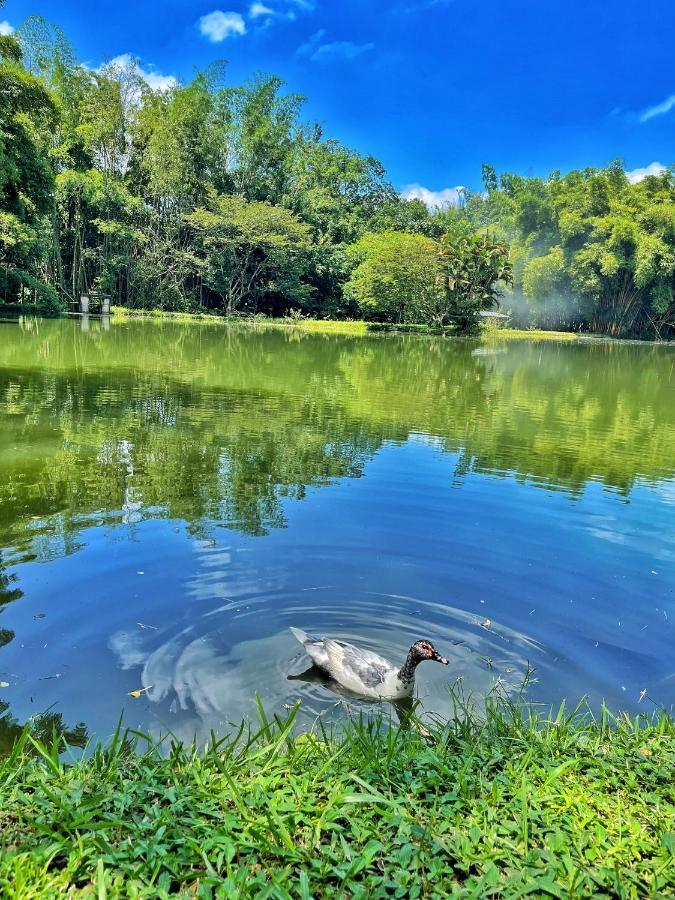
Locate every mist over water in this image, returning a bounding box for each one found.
[1,318,674,748]
[501,289,591,331]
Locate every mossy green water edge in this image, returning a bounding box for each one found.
[1,700,673,898]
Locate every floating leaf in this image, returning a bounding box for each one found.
[0,681,9,688]
[128,685,153,698]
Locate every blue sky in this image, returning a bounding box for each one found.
[2,0,674,201]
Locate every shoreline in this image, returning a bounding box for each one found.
[2,699,673,896]
[2,305,673,344]
[108,307,669,344]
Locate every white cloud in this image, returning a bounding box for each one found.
[199,10,247,42]
[250,2,274,17]
[0,20,14,35]
[401,184,465,209]
[639,94,675,123]
[250,1,315,25]
[298,31,374,63]
[297,28,326,56]
[310,41,374,62]
[625,162,667,184]
[102,54,177,93]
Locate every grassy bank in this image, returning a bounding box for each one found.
[110,307,369,335]
[109,306,589,342]
[1,700,673,898]
[482,327,580,342]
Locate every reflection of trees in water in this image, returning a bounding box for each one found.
[1,322,674,555]
[0,553,21,656]
[0,555,87,758]
[0,554,22,609]
[0,701,88,759]
[0,374,381,544]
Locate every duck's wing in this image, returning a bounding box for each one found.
[323,639,395,693]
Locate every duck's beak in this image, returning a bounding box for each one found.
[433,652,449,665]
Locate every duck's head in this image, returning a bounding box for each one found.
[410,639,448,666]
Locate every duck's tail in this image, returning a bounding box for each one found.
[290,626,312,646]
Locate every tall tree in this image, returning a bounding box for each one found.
[0,18,59,309]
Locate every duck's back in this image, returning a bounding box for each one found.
[323,639,401,697]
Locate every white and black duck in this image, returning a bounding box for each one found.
[290,627,448,701]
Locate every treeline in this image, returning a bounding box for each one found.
[466,163,675,337]
[1,12,674,336]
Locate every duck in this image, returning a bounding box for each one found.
[290,627,448,700]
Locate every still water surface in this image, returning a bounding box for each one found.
[1,318,674,749]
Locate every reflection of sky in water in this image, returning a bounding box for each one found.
[106,581,538,745]
[2,438,674,747]
[2,323,675,747]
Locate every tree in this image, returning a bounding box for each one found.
[185,194,311,314]
[1,7,672,335]
[226,75,304,204]
[465,162,675,336]
[0,24,60,310]
[344,231,512,331]
[344,232,442,324]
[437,234,512,333]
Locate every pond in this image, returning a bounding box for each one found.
[1,317,674,750]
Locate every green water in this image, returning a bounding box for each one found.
[1,317,674,748]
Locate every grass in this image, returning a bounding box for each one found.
[108,309,581,341]
[109,307,595,342]
[1,696,673,898]
[262,317,369,335]
[482,328,580,342]
[110,306,229,324]
[110,307,370,335]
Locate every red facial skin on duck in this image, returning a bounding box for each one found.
[418,641,449,665]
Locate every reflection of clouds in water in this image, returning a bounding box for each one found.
[588,523,627,547]
[586,501,675,562]
[109,629,148,669]
[185,541,286,610]
[106,542,544,744]
[109,627,315,744]
[656,481,675,506]
[108,598,540,745]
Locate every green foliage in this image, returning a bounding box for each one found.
[344,231,511,332]
[185,193,312,313]
[522,245,565,298]
[466,162,675,336]
[438,234,512,333]
[0,32,61,312]
[0,9,673,336]
[0,18,397,316]
[344,231,441,323]
[1,699,673,896]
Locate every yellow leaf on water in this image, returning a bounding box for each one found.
[128,685,153,698]
[0,681,9,688]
